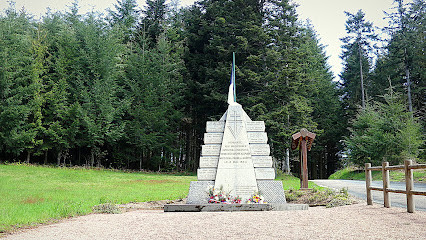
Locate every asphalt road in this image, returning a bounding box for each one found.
[311,179,426,212]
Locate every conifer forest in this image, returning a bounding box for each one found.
[0,0,424,178]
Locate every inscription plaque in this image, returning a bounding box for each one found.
[250,144,270,156]
[255,168,275,180]
[206,121,225,133]
[197,168,217,180]
[252,156,273,168]
[199,156,219,168]
[247,132,267,143]
[246,121,265,132]
[204,133,224,144]
[201,145,221,156]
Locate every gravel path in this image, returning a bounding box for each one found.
[4,203,426,240]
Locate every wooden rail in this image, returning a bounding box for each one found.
[365,160,426,213]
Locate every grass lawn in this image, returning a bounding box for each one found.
[0,164,318,234]
[329,166,426,182]
[0,164,195,233]
[275,171,319,190]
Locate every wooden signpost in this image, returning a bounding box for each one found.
[291,128,316,190]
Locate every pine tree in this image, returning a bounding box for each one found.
[346,88,423,166]
[108,0,140,43]
[340,10,377,110]
[0,4,40,162]
[141,0,167,47]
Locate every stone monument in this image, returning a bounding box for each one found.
[186,53,286,204]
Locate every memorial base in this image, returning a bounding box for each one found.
[187,180,287,204]
[164,203,308,212]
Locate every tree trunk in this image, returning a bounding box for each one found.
[285,148,290,174]
[358,45,366,109]
[91,149,95,167]
[57,150,62,166]
[44,150,48,165]
[139,151,143,171]
[26,151,31,164]
[405,50,413,113]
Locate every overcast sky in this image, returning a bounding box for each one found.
[0,0,404,80]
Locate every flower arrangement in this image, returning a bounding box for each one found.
[246,192,266,204]
[207,187,241,204]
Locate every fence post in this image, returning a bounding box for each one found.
[405,159,414,213]
[365,163,372,205]
[382,162,390,208]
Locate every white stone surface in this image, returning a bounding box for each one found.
[201,145,221,156]
[197,168,217,180]
[214,104,258,201]
[199,156,219,168]
[247,132,267,143]
[246,121,265,132]
[204,133,224,144]
[250,144,270,156]
[252,156,273,168]
[255,168,275,180]
[206,121,225,132]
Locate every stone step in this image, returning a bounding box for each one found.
[163,203,308,212]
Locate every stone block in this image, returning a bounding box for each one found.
[197,168,217,181]
[257,180,287,204]
[186,181,214,204]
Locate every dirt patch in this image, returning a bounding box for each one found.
[22,197,45,204]
[118,199,186,211]
[125,179,179,184]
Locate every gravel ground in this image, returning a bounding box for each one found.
[4,203,426,240]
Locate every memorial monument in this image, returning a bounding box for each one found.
[164,53,307,211]
[187,53,286,204]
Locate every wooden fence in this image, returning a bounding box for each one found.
[365,159,426,213]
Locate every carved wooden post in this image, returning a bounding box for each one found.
[301,136,308,188]
[291,129,315,190]
[365,163,372,205]
[405,159,414,213]
[382,162,390,208]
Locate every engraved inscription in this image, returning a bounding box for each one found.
[247,132,267,143]
[246,121,265,132]
[252,156,273,167]
[201,145,221,156]
[206,121,225,133]
[227,110,243,139]
[204,133,224,144]
[197,168,217,180]
[250,144,270,156]
[199,156,219,168]
[235,185,258,196]
[255,168,275,180]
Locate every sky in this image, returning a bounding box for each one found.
[0,0,403,80]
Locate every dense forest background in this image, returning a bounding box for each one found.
[0,0,423,178]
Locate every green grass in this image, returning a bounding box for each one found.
[329,166,426,182]
[276,171,319,190]
[0,164,324,234]
[0,164,196,233]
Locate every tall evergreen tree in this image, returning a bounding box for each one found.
[340,10,377,110]
[141,0,167,47]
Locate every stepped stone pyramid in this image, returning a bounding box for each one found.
[187,102,287,204]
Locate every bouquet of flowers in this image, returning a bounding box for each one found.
[246,192,266,204]
[208,187,241,204]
